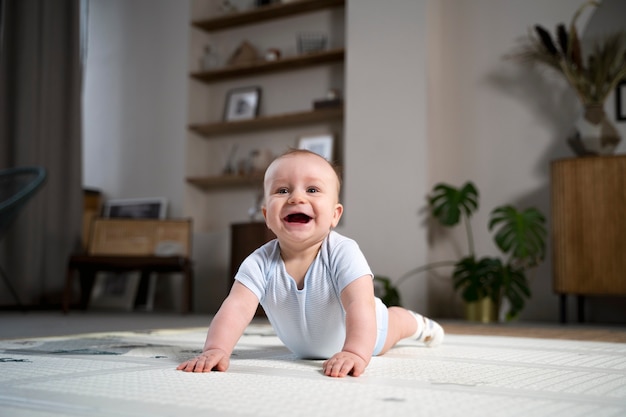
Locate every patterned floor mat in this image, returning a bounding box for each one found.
[1,323,625,417]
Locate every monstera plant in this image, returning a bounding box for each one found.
[429,182,547,321]
[375,182,547,321]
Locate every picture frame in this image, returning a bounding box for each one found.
[224,86,261,121]
[616,80,626,122]
[298,133,335,161]
[89,273,142,312]
[103,197,167,219]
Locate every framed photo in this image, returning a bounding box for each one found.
[103,197,167,219]
[298,134,334,161]
[224,86,261,121]
[616,80,626,121]
[89,272,141,311]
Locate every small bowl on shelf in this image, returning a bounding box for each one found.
[297,32,327,54]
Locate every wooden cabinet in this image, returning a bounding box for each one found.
[551,156,626,322]
[187,0,345,190]
[230,221,275,316]
[230,222,275,279]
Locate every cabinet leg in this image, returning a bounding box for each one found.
[559,294,567,324]
[78,270,96,310]
[577,295,585,323]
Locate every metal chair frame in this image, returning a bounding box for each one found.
[0,166,47,307]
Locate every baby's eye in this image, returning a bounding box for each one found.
[307,187,319,193]
[276,188,289,194]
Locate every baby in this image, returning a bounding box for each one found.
[178,149,443,377]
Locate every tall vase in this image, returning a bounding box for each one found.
[567,103,621,156]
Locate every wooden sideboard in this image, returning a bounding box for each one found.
[230,221,275,317]
[551,156,626,323]
[230,222,276,279]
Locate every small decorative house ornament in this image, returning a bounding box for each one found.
[227,41,259,66]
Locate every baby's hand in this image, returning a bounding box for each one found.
[322,351,367,378]
[177,349,230,373]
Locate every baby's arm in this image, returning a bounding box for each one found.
[177,281,259,372]
[323,275,377,377]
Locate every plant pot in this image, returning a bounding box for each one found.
[567,104,621,156]
[465,297,498,323]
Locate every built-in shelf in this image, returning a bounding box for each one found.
[190,48,344,84]
[189,107,343,138]
[187,0,345,192]
[191,0,345,32]
[186,174,263,190]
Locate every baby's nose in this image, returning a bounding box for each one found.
[288,190,306,204]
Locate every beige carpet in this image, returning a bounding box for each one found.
[1,322,625,416]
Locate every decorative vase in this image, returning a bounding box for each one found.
[465,297,498,323]
[567,104,621,156]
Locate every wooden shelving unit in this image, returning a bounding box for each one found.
[191,0,345,32]
[187,0,345,192]
[189,107,343,138]
[190,48,344,84]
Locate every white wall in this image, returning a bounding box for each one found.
[342,0,430,313]
[83,0,626,322]
[83,0,188,218]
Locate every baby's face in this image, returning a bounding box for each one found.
[262,152,343,249]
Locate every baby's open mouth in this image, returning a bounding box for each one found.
[285,213,312,223]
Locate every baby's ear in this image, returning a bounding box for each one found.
[331,203,343,227]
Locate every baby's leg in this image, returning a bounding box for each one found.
[378,307,444,354]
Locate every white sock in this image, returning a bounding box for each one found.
[409,311,444,347]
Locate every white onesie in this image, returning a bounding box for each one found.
[235,231,388,359]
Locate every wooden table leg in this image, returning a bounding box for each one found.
[62,266,75,314]
[182,265,193,314]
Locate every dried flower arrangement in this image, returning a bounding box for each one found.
[511,1,626,107]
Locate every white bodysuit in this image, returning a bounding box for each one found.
[235,231,388,359]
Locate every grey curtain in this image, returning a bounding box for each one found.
[0,0,83,306]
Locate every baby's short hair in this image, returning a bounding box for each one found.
[271,148,342,193]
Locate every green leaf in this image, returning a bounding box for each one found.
[429,182,479,226]
[452,256,500,302]
[489,206,547,266]
[488,261,530,321]
[453,256,532,321]
[373,276,402,307]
